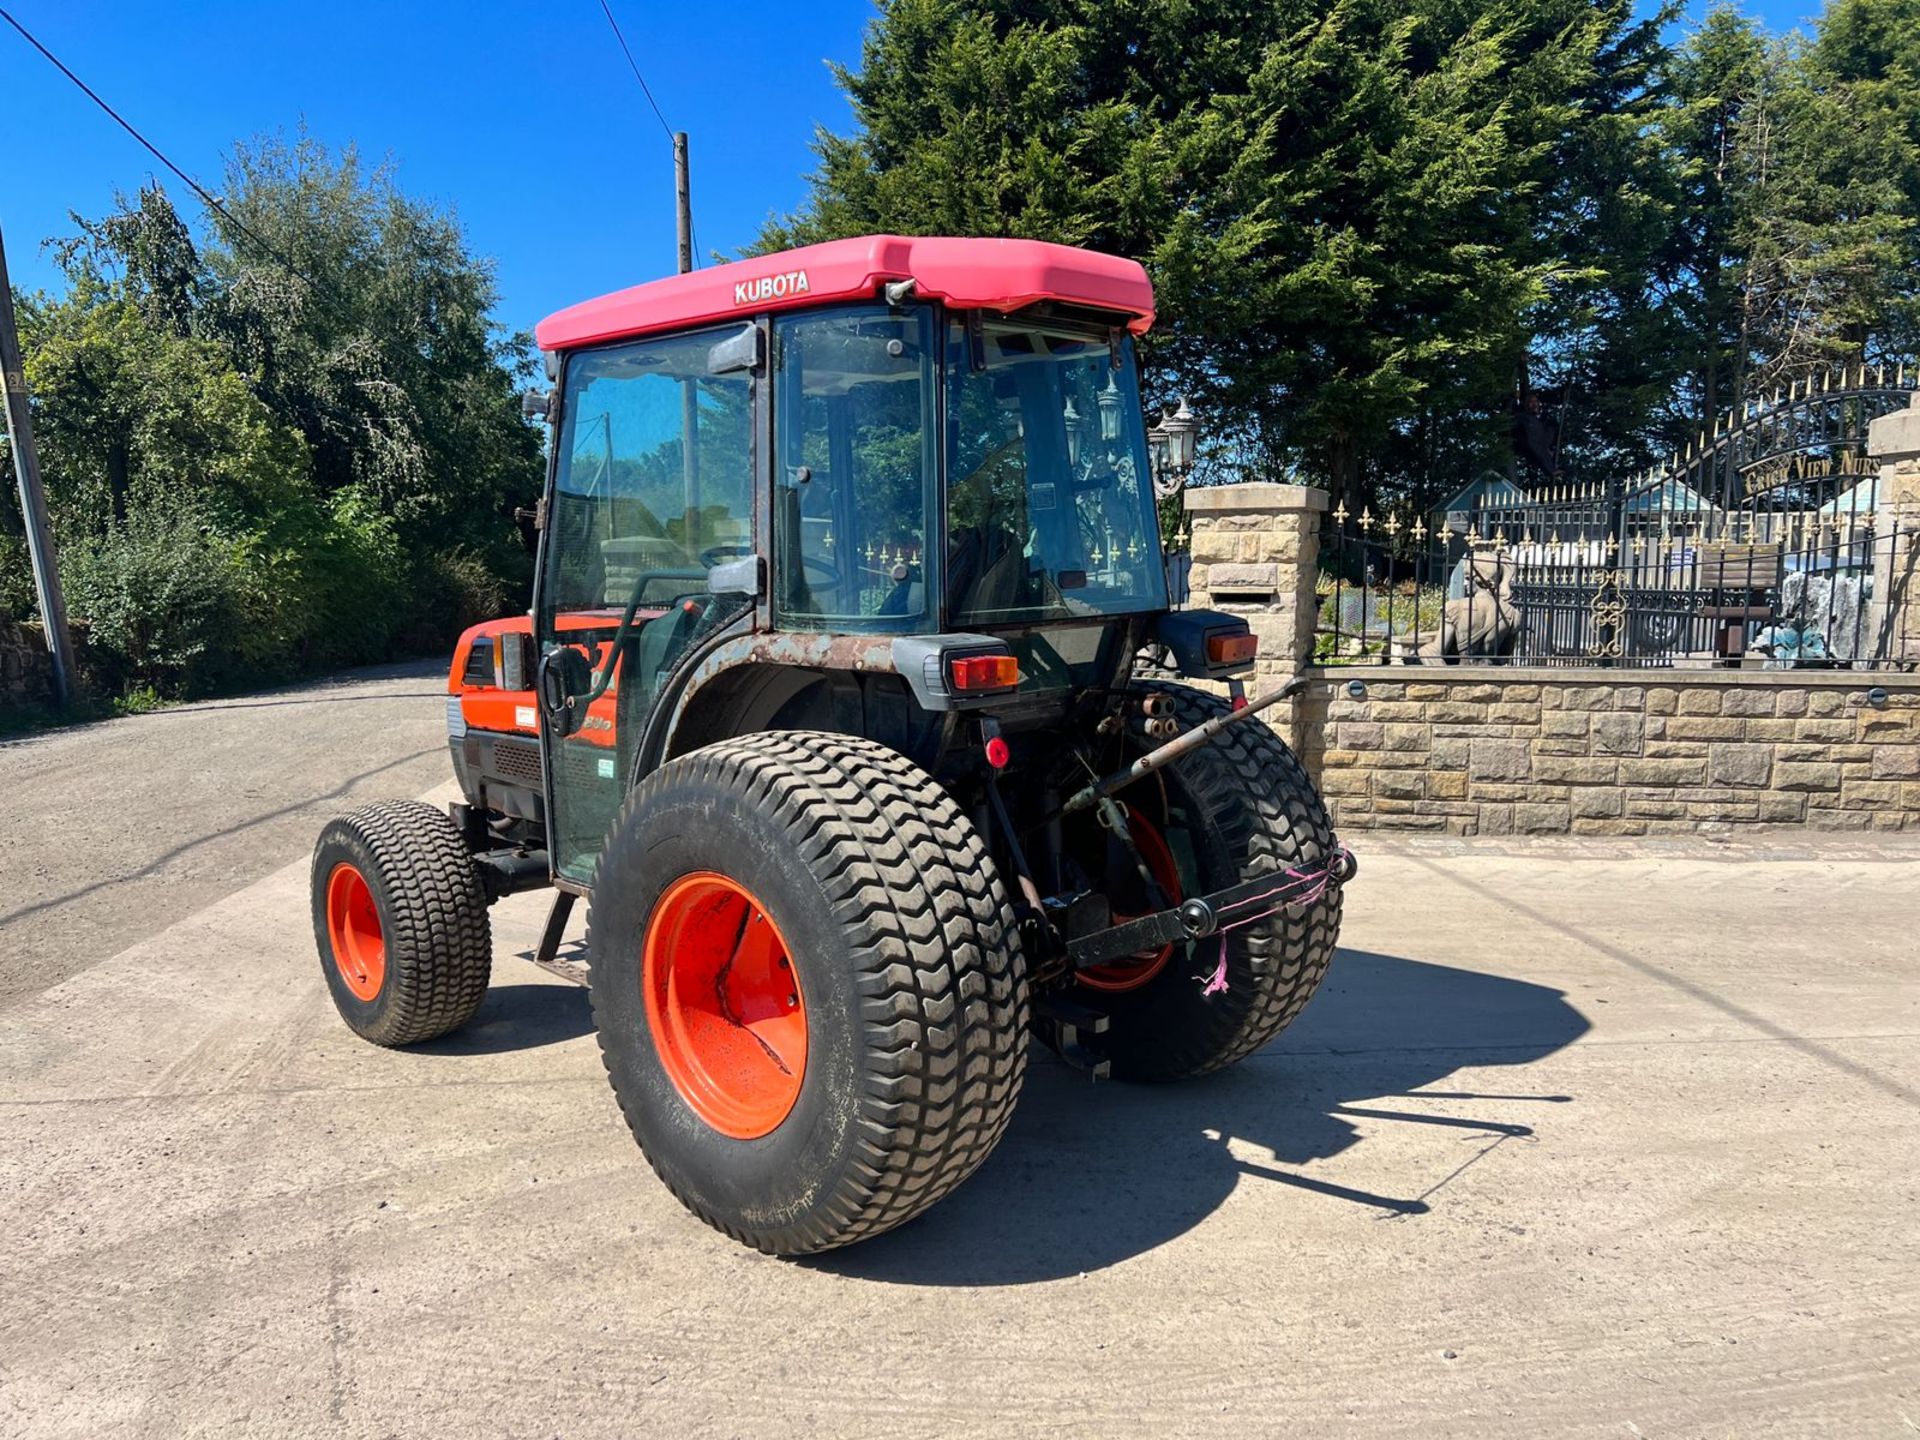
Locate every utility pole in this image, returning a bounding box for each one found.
[0,221,75,707]
[673,131,693,275]
[675,131,700,546]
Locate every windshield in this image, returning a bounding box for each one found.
[945,320,1166,627]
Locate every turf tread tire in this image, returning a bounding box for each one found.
[1101,681,1343,1080]
[587,731,1028,1255]
[310,800,493,1047]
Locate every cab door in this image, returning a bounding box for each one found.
[534,324,759,885]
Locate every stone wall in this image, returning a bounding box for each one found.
[1181,483,1326,744]
[0,619,59,711]
[1182,472,1920,836]
[1297,667,1920,835]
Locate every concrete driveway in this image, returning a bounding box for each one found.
[0,659,451,1004]
[2,689,1918,1435]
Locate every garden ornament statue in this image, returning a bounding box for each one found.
[1421,550,1521,662]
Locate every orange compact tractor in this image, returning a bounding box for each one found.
[311,236,1351,1253]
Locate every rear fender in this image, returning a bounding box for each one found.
[652,633,898,765]
[665,664,833,760]
[652,632,967,774]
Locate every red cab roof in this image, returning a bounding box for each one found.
[534,234,1154,352]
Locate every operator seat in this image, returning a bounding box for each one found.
[945,524,1033,617]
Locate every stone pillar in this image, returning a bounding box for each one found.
[1867,394,1920,666]
[1183,482,1329,687]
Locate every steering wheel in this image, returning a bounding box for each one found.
[569,565,709,708]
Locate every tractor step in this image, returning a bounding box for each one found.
[523,890,590,986]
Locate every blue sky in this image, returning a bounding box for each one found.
[2,0,1829,339]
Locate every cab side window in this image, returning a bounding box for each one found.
[773,307,936,631]
[546,329,755,615]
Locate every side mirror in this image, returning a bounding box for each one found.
[707,325,763,375]
[521,388,556,422]
[537,647,593,738]
[707,555,765,598]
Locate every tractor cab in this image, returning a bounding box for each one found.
[521,236,1171,883]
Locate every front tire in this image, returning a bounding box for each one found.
[588,732,1028,1255]
[310,801,493,1046]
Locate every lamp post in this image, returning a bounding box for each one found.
[1147,396,1198,499]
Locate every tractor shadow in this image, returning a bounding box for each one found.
[411,983,595,1054]
[807,948,1588,1286]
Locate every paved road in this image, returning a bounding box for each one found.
[1,679,1918,1435]
[0,661,450,1006]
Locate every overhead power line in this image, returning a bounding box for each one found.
[594,0,701,269]
[0,4,322,294]
[596,0,676,144]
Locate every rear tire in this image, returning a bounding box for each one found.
[310,801,493,1046]
[587,732,1028,1255]
[1079,681,1343,1081]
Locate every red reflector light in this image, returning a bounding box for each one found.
[1206,632,1258,665]
[984,736,1010,768]
[948,654,1020,692]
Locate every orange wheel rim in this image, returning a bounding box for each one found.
[326,862,386,1002]
[1079,807,1183,994]
[642,872,807,1140]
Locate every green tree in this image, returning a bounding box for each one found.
[18,287,309,531]
[1801,0,1920,366]
[1656,6,1771,434]
[4,137,543,702]
[205,135,543,565]
[1658,2,1918,432]
[769,0,1672,511]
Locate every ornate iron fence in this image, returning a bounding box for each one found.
[1312,503,1450,664]
[1317,471,1915,670]
[1658,363,1911,513]
[1315,367,1917,669]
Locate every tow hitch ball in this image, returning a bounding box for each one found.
[1178,897,1218,938]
